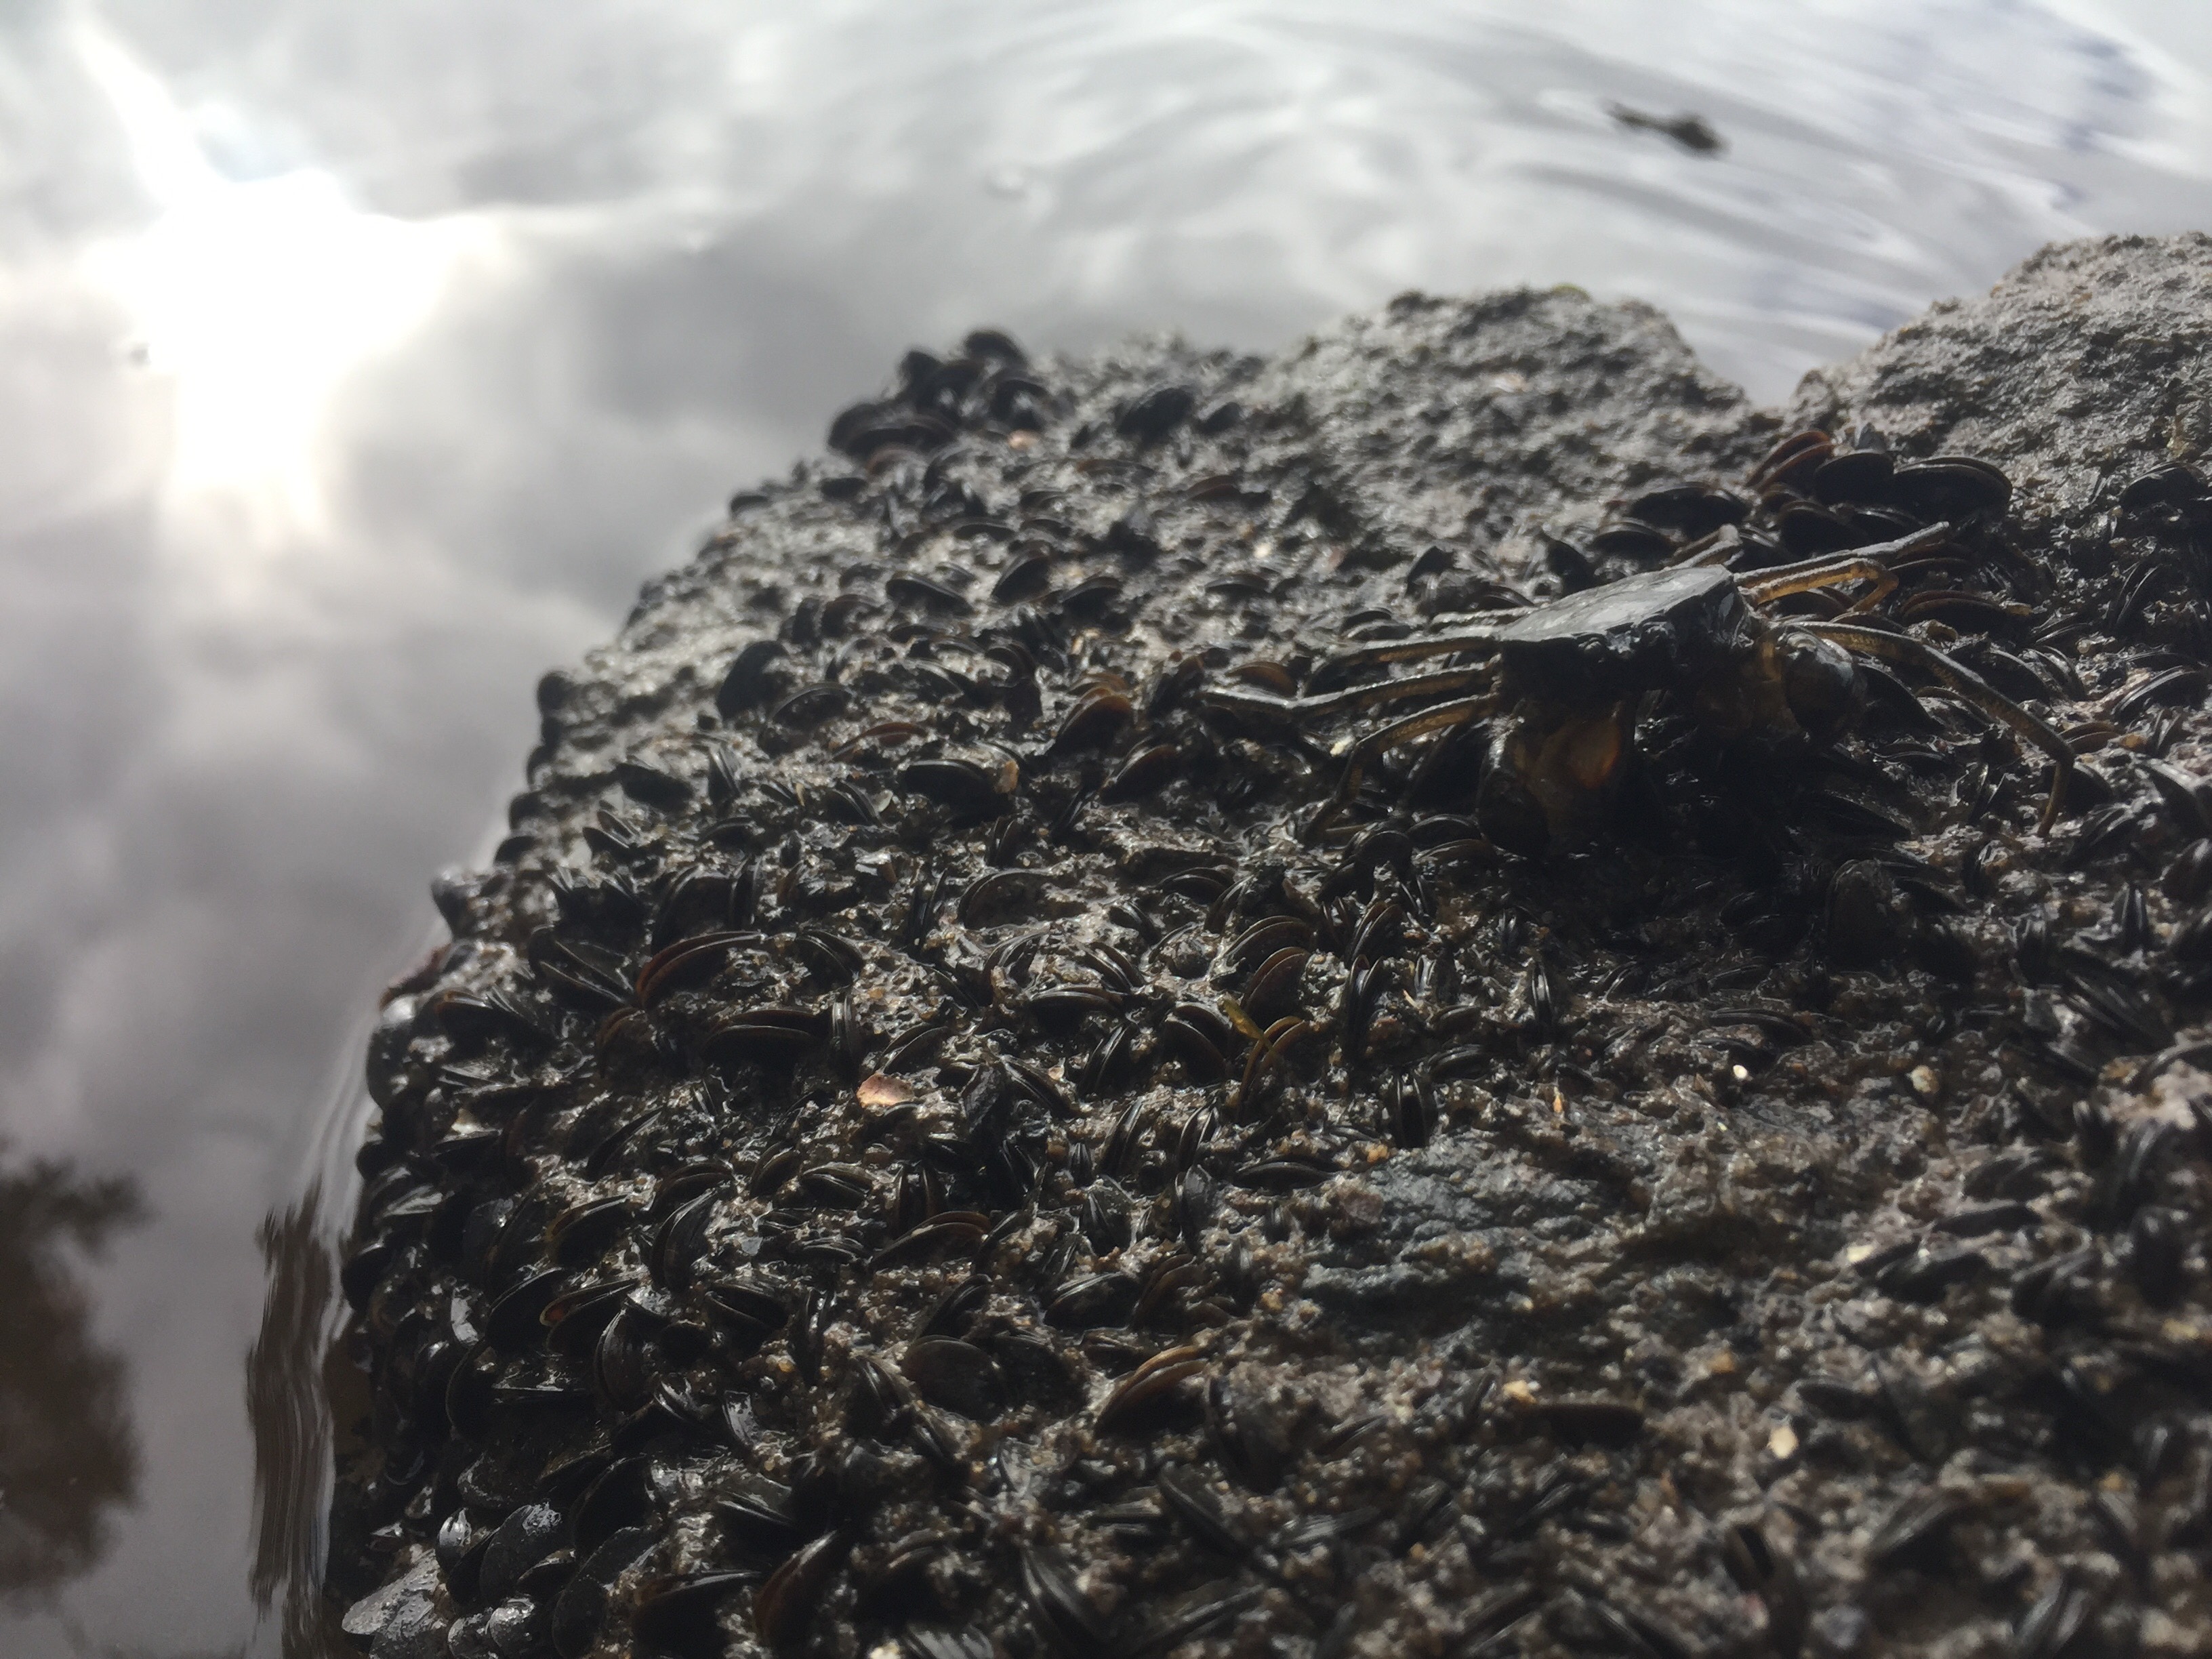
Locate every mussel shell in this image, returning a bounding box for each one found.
[615,758,693,813]
[1242,947,1309,1023]
[1115,383,1195,443]
[1776,501,1857,557]
[630,1572,758,1658]
[1587,520,1673,561]
[552,1527,659,1659]
[770,684,851,729]
[870,1214,989,1268]
[1889,455,2011,518]
[697,1276,791,1336]
[478,1502,563,1605]
[900,1338,1005,1420]
[1046,1271,1141,1328]
[1626,483,1748,536]
[702,1012,825,1069]
[1099,742,1179,802]
[548,1197,636,1269]
[592,1305,655,1413]
[647,1192,722,1291]
[1158,1015,1229,1083]
[1019,1544,1111,1659]
[753,1530,850,1647]
[485,1269,569,1353]
[899,758,1015,817]
[715,1481,803,1559]
[989,1328,1081,1410]
[1809,448,1895,506]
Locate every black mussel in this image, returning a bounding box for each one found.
[899,756,1017,818]
[1155,1465,1247,1557]
[615,758,693,813]
[1867,1488,1970,1571]
[870,1213,989,1269]
[552,1528,658,1659]
[716,641,790,718]
[753,1531,848,1648]
[1100,742,1179,802]
[485,1269,567,1353]
[886,572,975,615]
[647,1192,720,1291]
[1172,1167,1218,1252]
[698,1275,791,1342]
[916,1274,986,1340]
[993,550,1053,605]
[964,327,1027,365]
[702,1008,827,1070]
[573,1456,654,1555]
[990,1328,1080,1410]
[1588,520,1673,561]
[1116,384,1195,444]
[1811,447,1895,506]
[2118,460,2209,516]
[1629,482,1749,536]
[1159,1010,1229,1083]
[592,1305,656,1413]
[1889,455,2011,518]
[1019,1544,1111,1659]
[901,1338,1004,1420]
[548,1197,635,1270]
[715,1481,803,1559]
[478,1502,563,1605]
[2014,1572,2095,1659]
[630,1572,756,1659]
[1079,1178,1133,1253]
[1097,1345,1205,1432]
[1046,1271,1141,1328]
[771,683,851,729]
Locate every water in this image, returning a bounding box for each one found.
[1,1,2208,1652]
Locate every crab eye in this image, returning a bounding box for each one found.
[1777,630,1861,742]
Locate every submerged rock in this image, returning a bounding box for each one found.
[331,236,2212,1659]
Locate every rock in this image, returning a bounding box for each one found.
[329,237,2212,1659]
[1789,231,2212,542]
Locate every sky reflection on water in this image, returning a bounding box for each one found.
[0,3,2208,1654]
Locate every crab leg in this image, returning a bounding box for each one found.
[1204,664,1494,727]
[1307,694,1500,838]
[1305,617,1515,691]
[1798,618,2074,830]
[1740,523,1951,615]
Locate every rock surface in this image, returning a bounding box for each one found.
[332,236,2212,1659]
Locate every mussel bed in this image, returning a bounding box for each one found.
[333,244,2212,1659]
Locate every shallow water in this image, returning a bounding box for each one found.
[0,1,2208,1653]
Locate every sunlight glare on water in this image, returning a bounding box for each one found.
[77,21,473,537]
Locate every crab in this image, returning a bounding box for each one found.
[1204,527,2076,853]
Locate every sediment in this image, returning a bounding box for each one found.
[331,234,2212,1659]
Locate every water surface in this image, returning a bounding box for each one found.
[1,3,2209,1654]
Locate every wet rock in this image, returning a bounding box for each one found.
[329,237,2212,1659]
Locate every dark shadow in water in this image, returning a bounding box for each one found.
[246,1182,352,1659]
[0,1145,144,1603]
